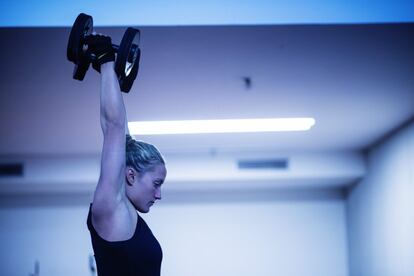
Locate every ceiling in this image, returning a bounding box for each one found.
[0,23,413,156]
[1,0,414,27]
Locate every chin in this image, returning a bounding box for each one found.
[137,206,150,213]
[130,200,149,213]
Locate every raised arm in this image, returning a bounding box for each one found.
[89,36,127,218]
[94,62,126,204]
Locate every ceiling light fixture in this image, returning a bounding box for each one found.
[128,118,315,135]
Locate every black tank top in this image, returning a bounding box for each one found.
[87,205,163,276]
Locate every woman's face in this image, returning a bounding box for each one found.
[126,163,167,213]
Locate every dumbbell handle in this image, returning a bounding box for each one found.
[111,44,137,56]
[82,34,120,52]
[112,44,120,52]
[83,41,135,62]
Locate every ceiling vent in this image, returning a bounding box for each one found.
[0,163,24,177]
[237,159,288,170]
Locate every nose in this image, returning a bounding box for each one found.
[155,188,162,200]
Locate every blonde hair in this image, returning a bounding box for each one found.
[126,134,165,173]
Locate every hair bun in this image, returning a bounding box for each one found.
[126,134,135,148]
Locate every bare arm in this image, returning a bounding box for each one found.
[92,62,127,217]
[125,112,130,135]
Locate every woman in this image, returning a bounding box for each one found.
[85,34,167,276]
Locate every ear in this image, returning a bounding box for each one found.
[126,167,137,186]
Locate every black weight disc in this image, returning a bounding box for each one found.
[121,48,140,92]
[115,27,141,93]
[67,13,93,63]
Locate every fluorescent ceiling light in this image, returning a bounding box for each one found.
[128,118,315,135]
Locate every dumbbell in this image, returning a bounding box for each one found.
[67,13,141,93]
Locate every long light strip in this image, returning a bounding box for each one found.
[128,118,315,135]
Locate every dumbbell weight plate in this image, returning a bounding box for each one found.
[67,13,93,63]
[115,27,141,93]
[67,13,93,80]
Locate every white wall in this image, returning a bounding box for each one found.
[0,190,349,276]
[347,121,414,275]
[0,206,93,276]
